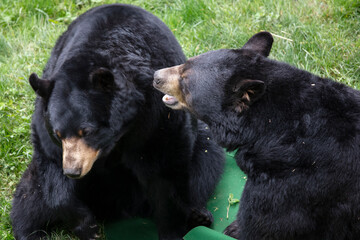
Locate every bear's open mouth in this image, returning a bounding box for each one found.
[162,94,179,107]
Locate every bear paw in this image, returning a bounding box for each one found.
[188,207,214,229]
[73,223,100,240]
[224,220,241,239]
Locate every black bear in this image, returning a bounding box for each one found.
[153,31,360,239]
[11,4,225,240]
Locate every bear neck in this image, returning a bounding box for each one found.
[206,111,250,151]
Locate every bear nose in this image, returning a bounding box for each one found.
[153,71,163,86]
[63,168,82,179]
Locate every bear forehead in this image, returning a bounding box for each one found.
[187,49,238,65]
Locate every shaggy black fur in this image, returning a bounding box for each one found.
[154,32,360,239]
[11,4,224,240]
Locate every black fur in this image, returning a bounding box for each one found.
[156,32,360,239]
[11,4,224,240]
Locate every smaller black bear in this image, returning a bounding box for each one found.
[11,4,225,240]
[153,32,360,240]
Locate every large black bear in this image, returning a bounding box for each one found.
[11,4,225,240]
[153,32,360,239]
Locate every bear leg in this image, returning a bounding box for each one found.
[11,167,55,240]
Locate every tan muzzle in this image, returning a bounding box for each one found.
[62,137,100,179]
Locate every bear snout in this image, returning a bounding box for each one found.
[153,67,179,94]
[153,65,183,91]
[62,137,100,179]
[153,70,165,88]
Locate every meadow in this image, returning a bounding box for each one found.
[0,0,359,239]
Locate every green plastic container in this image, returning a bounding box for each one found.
[105,153,245,239]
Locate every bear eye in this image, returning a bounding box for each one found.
[55,130,61,138]
[79,127,94,137]
[78,129,84,137]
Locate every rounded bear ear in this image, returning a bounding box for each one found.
[29,73,54,99]
[231,79,265,113]
[241,31,274,57]
[90,67,115,91]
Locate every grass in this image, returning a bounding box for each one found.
[0,0,359,239]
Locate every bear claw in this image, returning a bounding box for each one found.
[90,224,98,229]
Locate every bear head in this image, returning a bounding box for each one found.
[30,56,144,178]
[153,32,273,148]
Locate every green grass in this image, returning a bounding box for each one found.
[0,0,359,239]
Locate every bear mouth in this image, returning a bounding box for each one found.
[162,94,179,107]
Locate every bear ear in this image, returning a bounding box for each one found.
[231,79,265,113]
[29,73,54,99]
[241,32,274,57]
[90,67,115,91]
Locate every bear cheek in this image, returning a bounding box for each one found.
[62,137,100,178]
